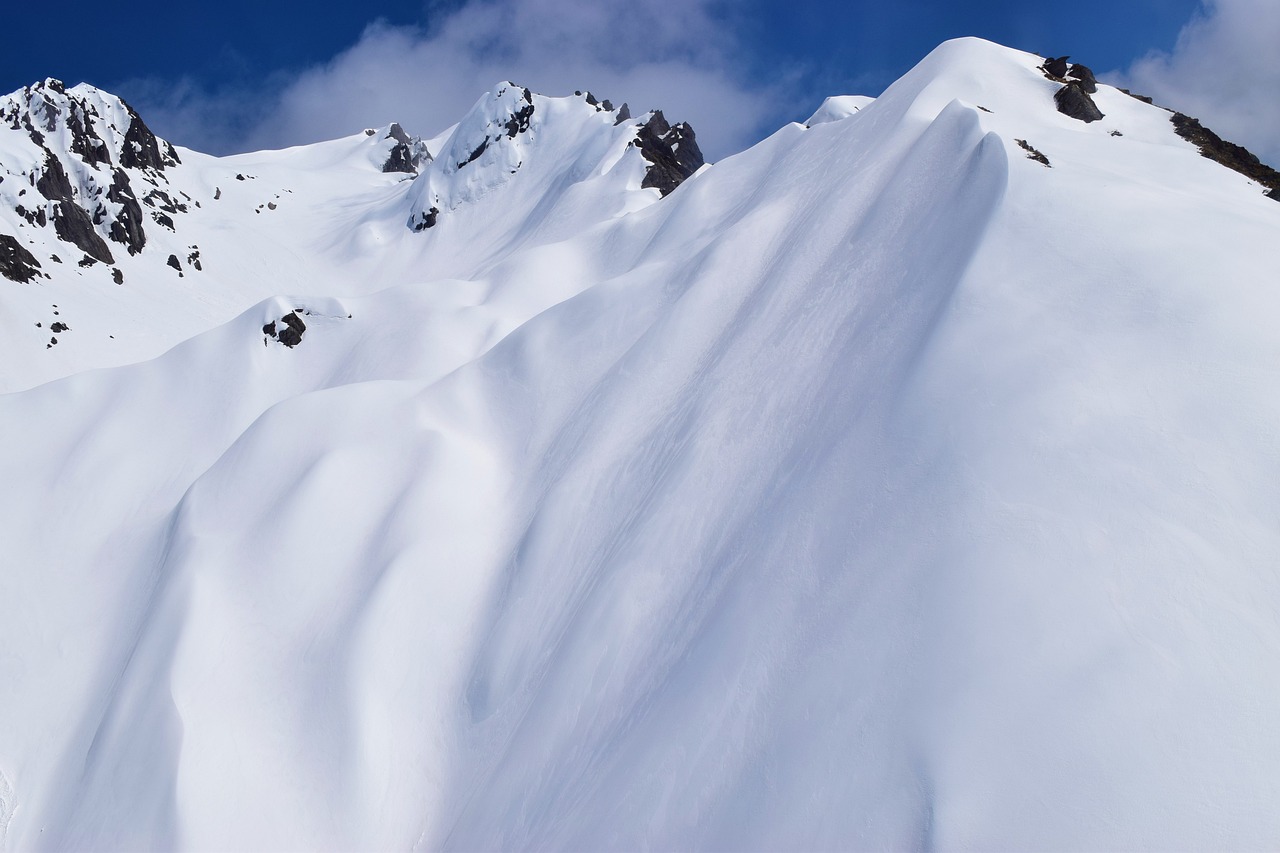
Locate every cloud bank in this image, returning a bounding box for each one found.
[128,0,796,161]
[1114,0,1280,165]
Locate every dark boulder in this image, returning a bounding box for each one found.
[112,267,124,284]
[1055,83,1104,123]
[410,206,440,231]
[278,311,306,347]
[1067,63,1098,94]
[166,254,182,271]
[263,310,307,347]
[1042,56,1070,78]
[0,234,43,283]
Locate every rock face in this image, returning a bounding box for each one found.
[1171,112,1280,200]
[381,123,431,174]
[1054,82,1104,123]
[0,79,186,269]
[634,110,705,196]
[0,234,43,283]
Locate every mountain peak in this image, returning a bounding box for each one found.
[406,82,703,232]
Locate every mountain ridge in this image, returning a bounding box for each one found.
[1,37,1279,850]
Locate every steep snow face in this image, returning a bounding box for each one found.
[2,37,1280,851]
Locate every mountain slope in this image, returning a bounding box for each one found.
[2,37,1279,850]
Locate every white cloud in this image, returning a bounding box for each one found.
[129,0,795,161]
[1114,0,1280,165]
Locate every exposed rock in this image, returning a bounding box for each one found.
[614,103,631,125]
[35,151,115,262]
[383,143,417,173]
[105,168,147,254]
[166,253,182,271]
[1054,83,1104,123]
[151,212,175,230]
[112,267,124,284]
[117,101,180,171]
[187,249,202,270]
[634,111,705,196]
[278,311,305,347]
[459,138,489,169]
[1016,139,1051,167]
[54,202,114,264]
[1067,63,1097,94]
[0,234,43,283]
[142,189,187,214]
[34,151,73,202]
[1118,88,1155,105]
[387,123,411,145]
[77,254,97,267]
[504,89,535,138]
[1042,55,1070,78]
[263,310,307,347]
[50,321,69,333]
[1171,112,1280,199]
[410,206,440,231]
[66,103,111,168]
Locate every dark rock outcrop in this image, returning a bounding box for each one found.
[614,103,631,125]
[263,310,307,347]
[118,102,179,172]
[1171,112,1280,199]
[1054,83,1104,123]
[411,206,440,232]
[1042,56,1070,78]
[166,253,182,271]
[1016,139,1051,166]
[381,123,424,174]
[0,234,43,283]
[634,111,705,196]
[105,168,147,254]
[1067,63,1098,94]
[504,89,535,138]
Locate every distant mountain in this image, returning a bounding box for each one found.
[1,38,1279,851]
[0,78,700,391]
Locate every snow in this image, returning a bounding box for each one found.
[2,37,1280,850]
[805,93,875,125]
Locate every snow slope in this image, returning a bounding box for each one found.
[2,37,1280,850]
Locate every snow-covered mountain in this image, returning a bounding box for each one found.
[2,37,1279,850]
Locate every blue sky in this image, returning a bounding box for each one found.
[3,0,1275,163]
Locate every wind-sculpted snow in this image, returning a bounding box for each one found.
[2,37,1280,851]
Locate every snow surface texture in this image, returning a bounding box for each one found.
[2,37,1280,850]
